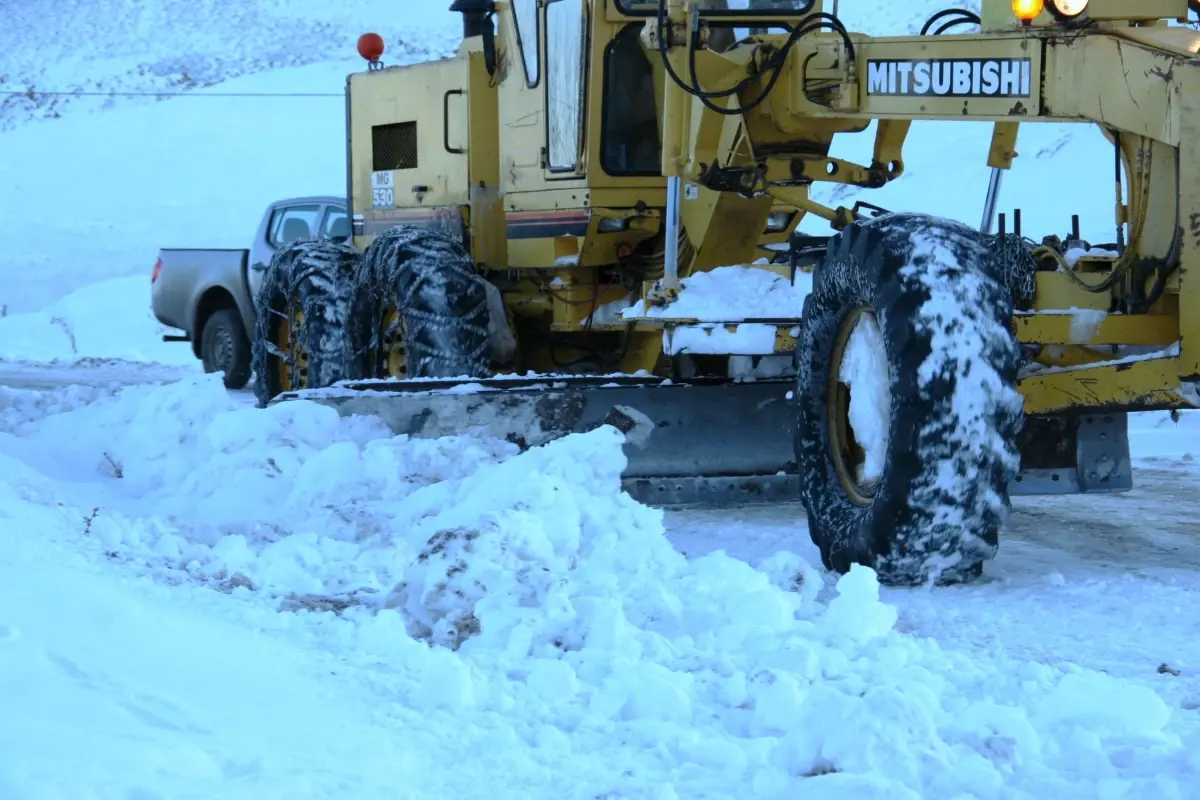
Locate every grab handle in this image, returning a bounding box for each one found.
[443,89,465,155]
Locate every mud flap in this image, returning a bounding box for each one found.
[1011,412,1133,495]
[276,376,798,506]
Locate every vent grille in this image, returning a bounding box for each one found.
[372,121,418,171]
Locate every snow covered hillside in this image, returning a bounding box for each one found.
[0,0,459,323]
[0,0,457,130]
[1,375,1198,797]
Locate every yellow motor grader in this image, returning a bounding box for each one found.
[251,0,1200,585]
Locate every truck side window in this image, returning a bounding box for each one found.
[546,0,588,172]
[602,24,660,176]
[512,0,539,86]
[320,207,350,240]
[268,205,322,247]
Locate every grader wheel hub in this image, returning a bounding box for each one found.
[275,301,309,392]
[380,304,408,377]
[827,306,891,507]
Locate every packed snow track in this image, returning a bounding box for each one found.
[0,372,1197,798]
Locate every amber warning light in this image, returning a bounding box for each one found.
[1012,0,1044,21]
[358,33,385,69]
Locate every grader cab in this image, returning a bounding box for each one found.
[250,0,1200,585]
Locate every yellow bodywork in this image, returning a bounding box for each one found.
[344,0,1200,415]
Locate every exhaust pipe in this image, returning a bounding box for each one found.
[449,0,492,39]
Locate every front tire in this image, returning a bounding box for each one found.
[795,213,1023,586]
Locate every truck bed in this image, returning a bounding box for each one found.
[151,248,249,334]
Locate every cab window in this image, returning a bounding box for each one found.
[512,0,540,86]
[601,24,660,176]
[546,0,588,172]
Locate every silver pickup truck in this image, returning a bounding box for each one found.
[151,196,349,388]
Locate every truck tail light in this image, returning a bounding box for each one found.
[151,256,162,284]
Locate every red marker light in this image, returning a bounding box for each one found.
[357,33,385,63]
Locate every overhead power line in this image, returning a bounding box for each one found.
[0,89,343,98]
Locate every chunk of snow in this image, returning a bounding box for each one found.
[1067,308,1107,343]
[1038,341,1181,375]
[584,294,633,325]
[664,323,780,355]
[623,265,812,321]
[1064,247,1120,268]
[837,311,891,485]
[1036,672,1172,738]
[729,355,795,381]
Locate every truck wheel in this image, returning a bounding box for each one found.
[359,225,491,378]
[794,213,1024,586]
[199,308,252,390]
[251,237,369,407]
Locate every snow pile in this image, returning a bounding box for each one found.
[0,383,123,433]
[1130,410,1200,461]
[624,264,814,321]
[0,276,200,365]
[1064,246,1121,268]
[2,375,1197,797]
[584,294,634,325]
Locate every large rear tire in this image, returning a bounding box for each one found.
[251,237,369,408]
[795,213,1023,586]
[359,225,492,379]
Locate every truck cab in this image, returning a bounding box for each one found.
[151,195,349,389]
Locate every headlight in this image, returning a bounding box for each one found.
[765,211,794,233]
[597,217,630,233]
[1050,0,1088,17]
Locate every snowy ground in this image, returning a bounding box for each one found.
[1,375,1198,797]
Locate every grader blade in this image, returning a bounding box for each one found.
[274,376,800,507]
